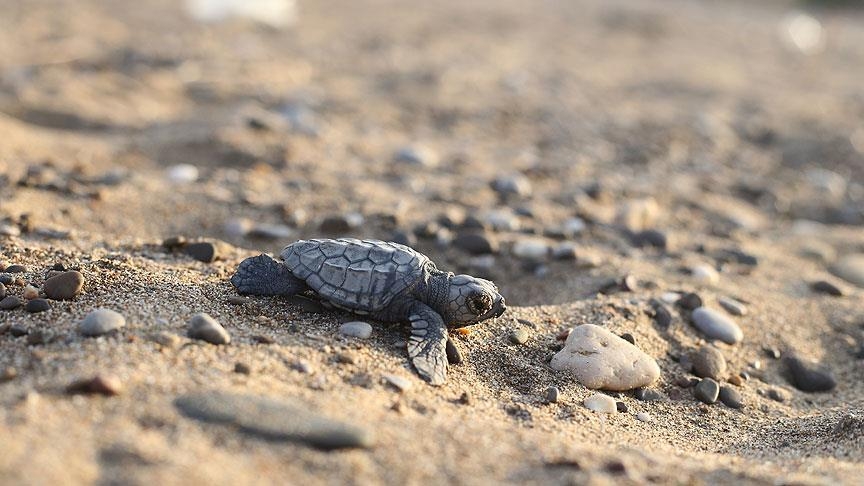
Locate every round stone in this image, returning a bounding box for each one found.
[830,254,864,288]
[339,321,373,339]
[692,346,727,380]
[691,307,743,344]
[694,378,720,404]
[783,355,836,392]
[0,282,5,299]
[43,271,84,300]
[25,298,50,313]
[79,308,126,336]
[545,386,560,403]
[184,242,217,263]
[551,324,661,391]
[634,388,663,401]
[718,386,743,409]
[691,264,720,284]
[509,328,529,345]
[584,393,617,413]
[188,313,231,345]
[677,292,703,310]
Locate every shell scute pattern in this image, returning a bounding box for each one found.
[281,238,428,312]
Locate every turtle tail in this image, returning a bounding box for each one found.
[231,254,306,296]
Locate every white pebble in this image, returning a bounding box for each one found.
[166,164,199,184]
[636,412,652,422]
[661,292,681,304]
[339,321,373,339]
[382,374,412,392]
[584,393,617,413]
[512,239,548,260]
[691,264,719,284]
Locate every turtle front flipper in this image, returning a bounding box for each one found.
[406,302,448,386]
[231,254,307,296]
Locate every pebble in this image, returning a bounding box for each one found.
[583,393,617,413]
[9,323,28,337]
[783,355,836,392]
[718,297,747,316]
[545,386,560,403]
[692,346,727,379]
[619,333,635,345]
[166,164,199,184]
[677,292,703,310]
[634,388,663,401]
[0,282,4,299]
[149,331,182,347]
[509,328,530,345]
[184,242,217,263]
[188,313,231,345]
[0,367,17,382]
[512,239,548,260]
[234,363,252,375]
[452,232,498,255]
[830,254,864,288]
[339,321,373,339]
[383,374,413,392]
[228,296,250,305]
[694,378,720,404]
[5,265,26,273]
[763,346,781,359]
[25,298,50,313]
[23,285,39,300]
[43,271,84,300]
[79,308,126,336]
[445,339,463,364]
[491,174,532,198]
[616,401,628,413]
[727,374,743,386]
[810,280,844,296]
[649,299,673,328]
[393,145,438,168]
[552,242,578,260]
[767,388,789,402]
[630,229,667,249]
[560,217,587,238]
[691,307,743,345]
[691,264,720,284]
[0,274,13,285]
[163,235,187,249]
[636,412,652,422]
[550,324,660,391]
[247,224,294,240]
[675,376,698,388]
[718,386,743,409]
[66,375,123,396]
[616,197,659,232]
[174,391,374,450]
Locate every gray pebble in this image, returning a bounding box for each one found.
[174,391,374,450]
[552,243,578,260]
[783,355,836,392]
[445,339,463,364]
[636,412,652,422]
[718,296,747,316]
[634,388,663,401]
[339,321,373,339]
[184,242,217,263]
[694,378,720,404]
[692,346,727,380]
[649,299,673,328]
[10,323,28,337]
[630,229,667,249]
[0,274,12,285]
[188,313,231,345]
[393,145,438,167]
[79,308,126,336]
[452,232,498,255]
[43,271,84,300]
[767,388,789,402]
[25,298,51,313]
[247,224,294,240]
[0,282,5,299]
[830,254,864,288]
[718,386,743,409]
[677,293,703,310]
[490,174,532,198]
[510,328,530,345]
[691,307,744,344]
[545,386,560,403]
[810,280,844,296]
[0,295,21,310]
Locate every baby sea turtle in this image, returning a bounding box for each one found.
[231,238,506,385]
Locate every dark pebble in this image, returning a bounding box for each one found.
[694,378,720,404]
[252,335,275,344]
[5,265,26,273]
[616,401,628,413]
[43,270,84,300]
[452,232,498,255]
[0,295,20,311]
[767,388,788,402]
[810,280,844,297]
[0,274,13,285]
[634,388,663,401]
[10,323,28,337]
[188,313,231,344]
[692,346,727,380]
[675,376,699,388]
[184,242,217,263]
[25,298,51,313]
[163,236,187,249]
[718,249,758,266]
[718,386,743,409]
[677,292,703,310]
[545,386,560,403]
[649,299,673,328]
[66,375,123,396]
[783,355,836,392]
[630,229,667,249]
[458,392,472,405]
[174,391,374,450]
[446,339,463,364]
[234,362,252,375]
[620,333,635,345]
[228,296,249,305]
[52,262,67,271]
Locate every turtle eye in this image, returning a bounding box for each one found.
[467,293,491,315]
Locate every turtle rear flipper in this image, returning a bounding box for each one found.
[231,254,306,296]
[407,303,448,386]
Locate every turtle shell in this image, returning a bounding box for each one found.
[281,238,430,312]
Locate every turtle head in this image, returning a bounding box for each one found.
[443,274,506,326]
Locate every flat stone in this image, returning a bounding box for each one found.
[831,254,864,288]
[692,346,727,379]
[188,313,231,345]
[43,271,84,300]
[694,378,720,404]
[509,328,530,345]
[718,386,743,409]
[767,388,789,402]
[339,321,373,339]
[174,391,374,450]
[25,298,51,313]
[79,308,126,336]
[691,307,743,344]
[631,229,667,249]
[382,374,412,392]
[184,242,217,263]
[583,393,617,413]
[783,355,836,392]
[550,324,660,391]
[718,297,747,316]
[452,232,498,255]
[1,295,22,310]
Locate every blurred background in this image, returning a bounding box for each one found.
[1,0,862,304]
